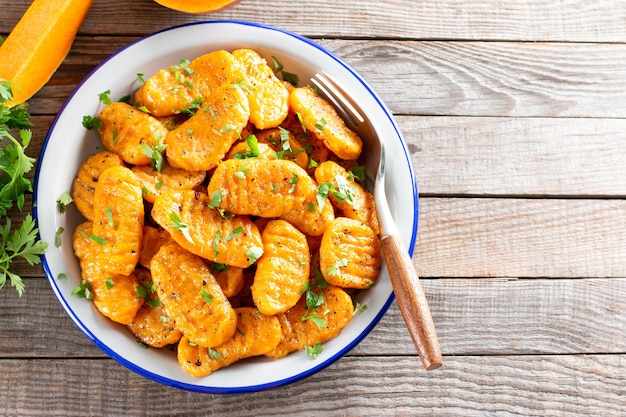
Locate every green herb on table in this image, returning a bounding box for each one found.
[0,80,49,296]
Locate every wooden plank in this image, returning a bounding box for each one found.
[404,116,626,197]
[22,38,626,118]
[0,355,624,416]
[416,198,626,278]
[3,277,625,357]
[28,115,626,198]
[324,40,626,117]
[4,0,626,42]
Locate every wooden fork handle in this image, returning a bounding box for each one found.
[381,234,443,370]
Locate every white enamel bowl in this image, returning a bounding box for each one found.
[34,21,418,393]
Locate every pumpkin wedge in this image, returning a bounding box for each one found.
[0,0,92,107]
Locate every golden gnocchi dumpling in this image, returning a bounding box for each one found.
[314,160,380,234]
[72,222,144,325]
[127,303,182,348]
[280,110,331,172]
[232,48,289,129]
[211,263,245,298]
[127,269,182,348]
[207,158,316,218]
[252,220,310,315]
[97,101,169,165]
[133,64,203,117]
[278,186,335,236]
[91,166,144,276]
[188,50,246,99]
[289,86,362,160]
[131,163,206,204]
[265,286,353,358]
[319,217,381,289]
[138,226,174,269]
[165,85,250,171]
[151,190,263,269]
[150,242,237,348]
[71,151,124,221]
[177,307,282,377]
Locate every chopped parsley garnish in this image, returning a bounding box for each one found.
[271,56,299,86]
[56,191,73,213]
[210,262,229,273]
[288,173,299,193]
[181,97,204,116]
[245,246,264,264]
[208,189,224,209]
[224,226,243,242]
[54,226,64,247]
[314,118,327,133]
[212,230,222,257]
[304,342,324,359]
[105,278,115,290]
[71,280,93,299]
[349,165,367,184]
[169,211,193,243]
[136,280,162,307]
[301,271,329,329]
[98,90,112,105]
[78,230,106,246]
[105,206,115,227]
[326,258,350,277]
[208,347,222,359]
[301,311,328,329]
[138,132,167,172]
[82,115,102,130]
[233,135,261,159]
[200,288,214,304]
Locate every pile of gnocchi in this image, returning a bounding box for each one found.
[70,48,382,377]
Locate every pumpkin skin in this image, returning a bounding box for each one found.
[153,0,241,13]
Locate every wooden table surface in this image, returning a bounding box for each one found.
[2,0,626,415]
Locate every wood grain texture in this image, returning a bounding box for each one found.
[406,116,626,197]
[2,278,625,358]
[0,355,624,416]
[416,198,626,278]
[4,0,626,42]
[20,37,626,118]
[25,114,626,197]
[2,0,626,414]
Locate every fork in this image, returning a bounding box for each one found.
[311,72,443,370]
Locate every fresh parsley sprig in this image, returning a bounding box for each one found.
[0,80,48,296]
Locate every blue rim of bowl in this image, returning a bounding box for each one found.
[33,20,419,394]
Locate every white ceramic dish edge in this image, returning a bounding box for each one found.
[33,20,419,394]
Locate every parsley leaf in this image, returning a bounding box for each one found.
[71,280,93,300]
[200,288,214,304]
[0,214,49,295]
[82,115,102,130]
[245,246,264,264]
[304,342,324,359]
[56,191,73,213]
[0,82,48,295]
[170,211,193,243]
[138,132,167,172]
